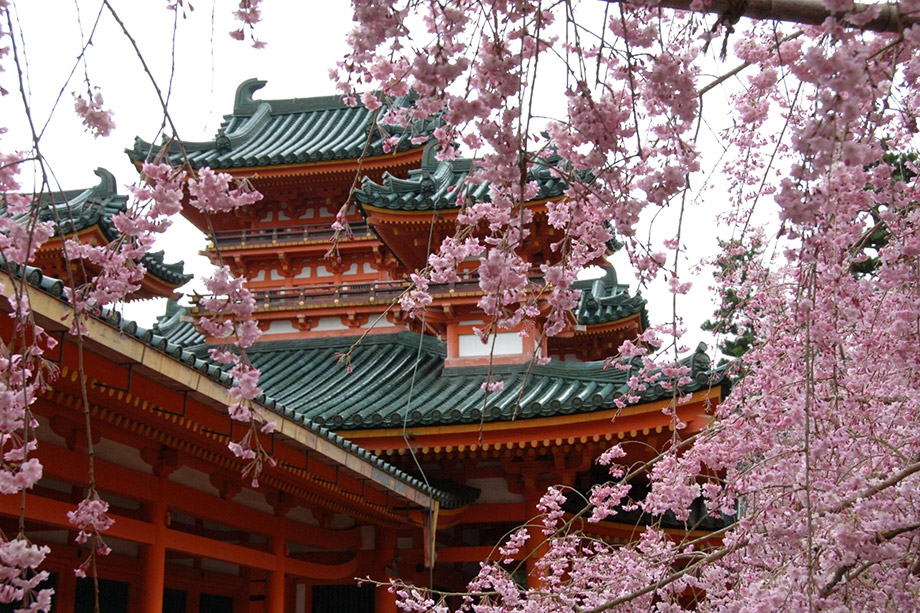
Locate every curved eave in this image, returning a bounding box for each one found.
[132,275,188,301]
[360,196,557,221]
[130,146,428,180]
[345,387,723,454]
[573,311,645,336]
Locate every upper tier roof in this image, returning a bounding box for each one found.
[354,146,571,211]
[7,168,191,289]
[127,79,439,170]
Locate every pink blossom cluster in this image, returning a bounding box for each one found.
[188,167,262,213]
[64,163,185,314]
[229,0,265,48]
[350,1,920,611]
[198,264,274,486]
[340,0,704,361]
[67,493,114,547]
[66,492,113,578]
[0,152,60,611]
[0,537,52,612]
[0,155,54,268]
[0,156,57,498]
[73,88,115,139]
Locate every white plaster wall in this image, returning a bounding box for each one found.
[316,265,333,278]
[267,320,297,334]
[458,332,523,357]
[313,317,349,331]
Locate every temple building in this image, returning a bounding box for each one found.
[0,79,725,612]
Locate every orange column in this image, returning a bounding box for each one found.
[375,528,398,613]
[141,485,167,613]
[265,523,286,612]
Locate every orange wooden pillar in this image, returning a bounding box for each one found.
[265,524,286,612]
[375,528,398,613]
[141,491,167,613]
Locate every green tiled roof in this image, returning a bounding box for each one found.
[149,308,722,433]
[241,333,723,431]
[151,299,205,347]
[354,146,570,211]
[34,167,126,232]
[7,168,191,288]
[572,267,649,328]
[127,79,438,169]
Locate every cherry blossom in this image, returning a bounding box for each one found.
[72,88,115,139]
[0,0,919,610]
[67,491,113,578]
[341,1,920,610]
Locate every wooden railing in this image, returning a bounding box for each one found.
[246,274,551,311]
[210,221,372,249]
[252,280,407,310]
[249,277,501,310]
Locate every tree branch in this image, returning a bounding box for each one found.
[609,0,919,33]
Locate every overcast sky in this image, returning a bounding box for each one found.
[2,1,358,320]
[4,1,354,189]
[2,0,722,351]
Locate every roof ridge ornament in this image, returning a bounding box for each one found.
[215,128,232,154]
[90,167,117,197]
[234,78,267,115]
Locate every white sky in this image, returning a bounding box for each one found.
[2,0,725,354]
[2,0,357,321]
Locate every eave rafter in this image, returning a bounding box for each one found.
[346,388,720,456]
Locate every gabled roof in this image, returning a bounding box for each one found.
[7,264,465,510]
[128,79,439,170]
[354,146,570,212]
[6,168,191,289]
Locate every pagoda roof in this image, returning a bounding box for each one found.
[572,267,649,328]
[354,146,570,212]
[127,79,438,170]
[244,334,722,431]
[7,168,191,289]
[152,310,723,431]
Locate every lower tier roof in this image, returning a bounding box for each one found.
[243,332,725,431]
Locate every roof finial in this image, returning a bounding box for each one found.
[234,78,267,115]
